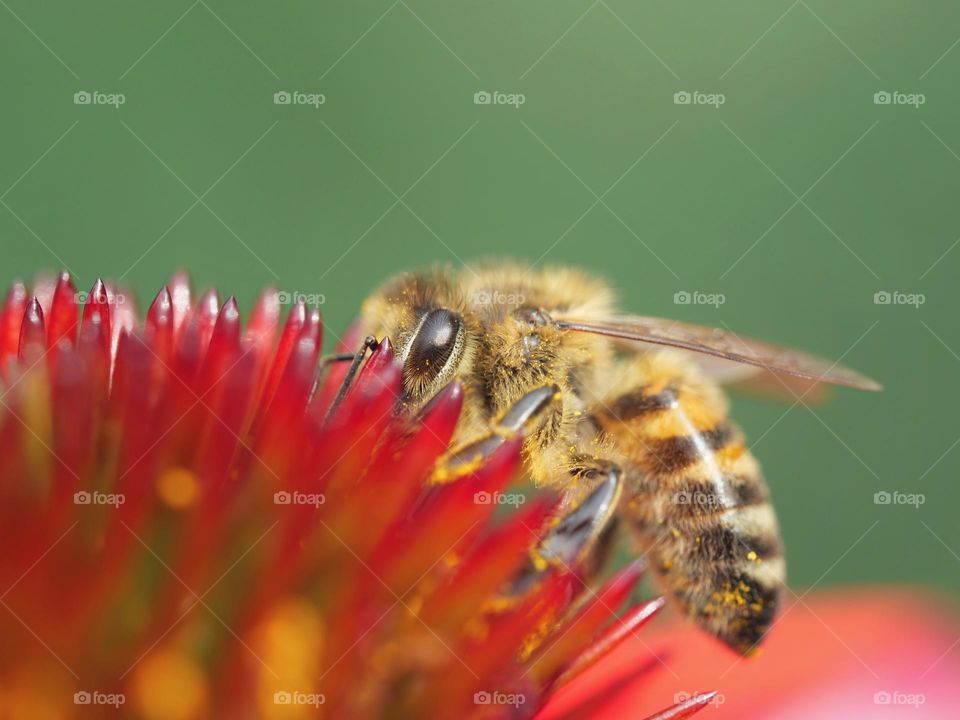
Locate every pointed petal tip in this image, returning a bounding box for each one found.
[257,286,280,308]
[420,379,464,415]
[289,299,307,320]
[221,296,240,318]
[18,297,46,357]
[85,278,109,305]
[623,558,647,582]
[200,287,219,304]
[22,296,44,326]
[152,285,172,307]
[364,336,394,370]
[604,560,645,597]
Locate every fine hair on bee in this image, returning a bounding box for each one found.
[350,262,880,655]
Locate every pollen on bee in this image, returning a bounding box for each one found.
[711,583,749,608]
[747,550,758,562]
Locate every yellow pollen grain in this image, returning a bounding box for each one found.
[431,453,485,484]
[747,551,758,562]
[157,467,200,510]
[712,586,747,608]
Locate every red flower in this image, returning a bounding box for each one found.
[0,273,719,719]
[539,587,960,719]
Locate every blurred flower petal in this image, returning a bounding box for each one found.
[538,588,960,719]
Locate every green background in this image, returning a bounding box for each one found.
[2,1,958,597]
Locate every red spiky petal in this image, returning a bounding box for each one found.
[0,271,700,719]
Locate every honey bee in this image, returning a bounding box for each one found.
[353,263,880,655]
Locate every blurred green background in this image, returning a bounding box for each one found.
[1,1,958,597]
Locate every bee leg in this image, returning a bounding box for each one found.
[583,514,620,580]
[431,384,560,482]
[324,335,378,420]
[536,459,623,568]
[320,351,358,364]
[509,460,623,595]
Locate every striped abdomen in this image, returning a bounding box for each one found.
[595,353,784,655]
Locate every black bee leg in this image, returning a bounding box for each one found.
[537,460,623,568]
[324,335,378,420]
[509,460,624,595]
[320,351,359,365]
[432,384,560,482]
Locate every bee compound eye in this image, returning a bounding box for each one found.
[405,309,463,380]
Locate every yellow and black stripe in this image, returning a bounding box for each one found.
[594,355,784,655]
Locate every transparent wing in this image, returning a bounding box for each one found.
[556,315,882,392]
[692,355,833,404]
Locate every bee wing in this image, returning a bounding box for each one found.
[555,314,882,392]
[691,355,834,403]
